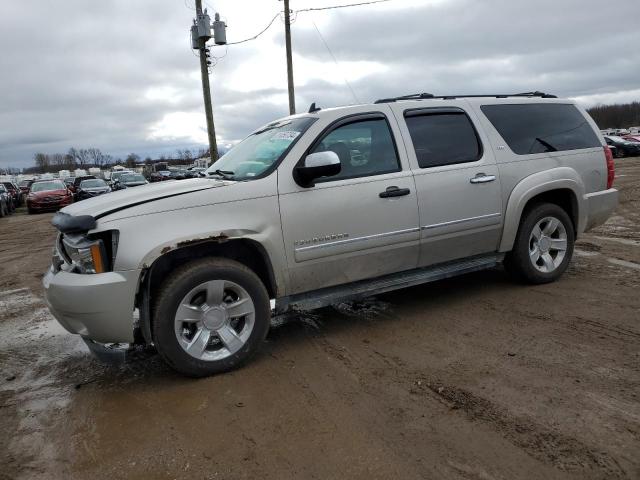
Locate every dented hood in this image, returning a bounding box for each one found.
[61,178,230,219]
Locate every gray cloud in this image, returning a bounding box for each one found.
[0,0,638,169]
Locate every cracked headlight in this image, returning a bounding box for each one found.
[61,235,108,274]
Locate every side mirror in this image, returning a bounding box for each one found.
[294,151,341,187]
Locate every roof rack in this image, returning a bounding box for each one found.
[374,91,557,104]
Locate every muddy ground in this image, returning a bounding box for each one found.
[1,159,639,480]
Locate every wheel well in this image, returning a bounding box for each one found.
[147,239,277,300]
[522,189,578,232]
[136,238,277,345]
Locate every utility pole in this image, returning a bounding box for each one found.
[192,0,225,162]
[283,0,296,115]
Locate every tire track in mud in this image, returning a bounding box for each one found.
[299,299,629,478]
[416,381,626,477]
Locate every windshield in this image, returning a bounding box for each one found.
[122,174,146,183]
[205,117,316,180]
[31,181,66,192]
[112,171,131,181]
[80,179,107,188]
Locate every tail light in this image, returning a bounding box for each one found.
[604,146,615,189]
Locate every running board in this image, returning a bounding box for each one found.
[275,254,503,314]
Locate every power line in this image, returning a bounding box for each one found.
[297,0,391,13]
[225,0,393,46]
[311,19,360,104]
[226,13,281,45]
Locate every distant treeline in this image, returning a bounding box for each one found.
[587,101,640,129]
[18,147,214,174]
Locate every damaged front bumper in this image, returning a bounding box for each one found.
[43,267,141,344]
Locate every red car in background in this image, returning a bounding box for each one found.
[27,180,73,214]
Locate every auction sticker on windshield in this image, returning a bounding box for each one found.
[271,131,300,141]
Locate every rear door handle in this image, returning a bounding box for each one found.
[470,173,496,184]
[379,186,411,198]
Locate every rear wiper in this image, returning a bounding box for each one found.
[208,169,235,180]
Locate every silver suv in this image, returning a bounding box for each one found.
[44,92,618,376]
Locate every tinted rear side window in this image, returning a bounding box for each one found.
[481,103,600,155]
[404,111,482,168]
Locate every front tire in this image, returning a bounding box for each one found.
[504,203,575,284]
[153,258,270,377]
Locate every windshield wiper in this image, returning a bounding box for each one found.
[253,120,292,135]
[208,169,235,180]
[534,137,557,152]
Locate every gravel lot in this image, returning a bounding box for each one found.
[1,159,639,480]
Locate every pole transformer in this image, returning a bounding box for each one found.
[192,0,226,163]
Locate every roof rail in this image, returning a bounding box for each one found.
[374,91,557,103]
[374,92,434,104]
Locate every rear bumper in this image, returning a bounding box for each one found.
[43,268,141,343]
[583,188,618,232]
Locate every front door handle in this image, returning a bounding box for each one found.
[470,173,496,184]
[379,186,411,198]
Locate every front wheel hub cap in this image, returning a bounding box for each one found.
[202,306,228,330]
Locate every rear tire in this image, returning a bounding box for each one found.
[504,203,574,284]
[153,258,270,377]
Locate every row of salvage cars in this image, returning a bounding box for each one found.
[5,172,150,215]
[0,181,23,217]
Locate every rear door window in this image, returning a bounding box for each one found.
[404,109,482,168]
[481,103,600,154]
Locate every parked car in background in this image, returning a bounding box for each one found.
[190,167,207,177]
[0,184,13,217]
[27,179,73,214]
[75,178,111,201]
[604,135,640,157]
[148,172,166,182]
[109,170,133,187]
[69,175,96,193]
[2,182,23,207]
[18,179,34,195]
[113,173,148,190]
[158,170,172,179]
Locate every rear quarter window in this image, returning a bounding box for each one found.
[480,103,600,155]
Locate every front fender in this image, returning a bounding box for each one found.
[499,167,585,252]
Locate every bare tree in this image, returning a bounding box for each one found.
[50,153,64,167]
[34,153,49,171]
[125,153,140,168]
[63,153,75,170]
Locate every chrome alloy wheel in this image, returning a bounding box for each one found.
[174,280,255,361]
[528,216,568,273]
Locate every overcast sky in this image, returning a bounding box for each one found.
[1,0,638,169]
